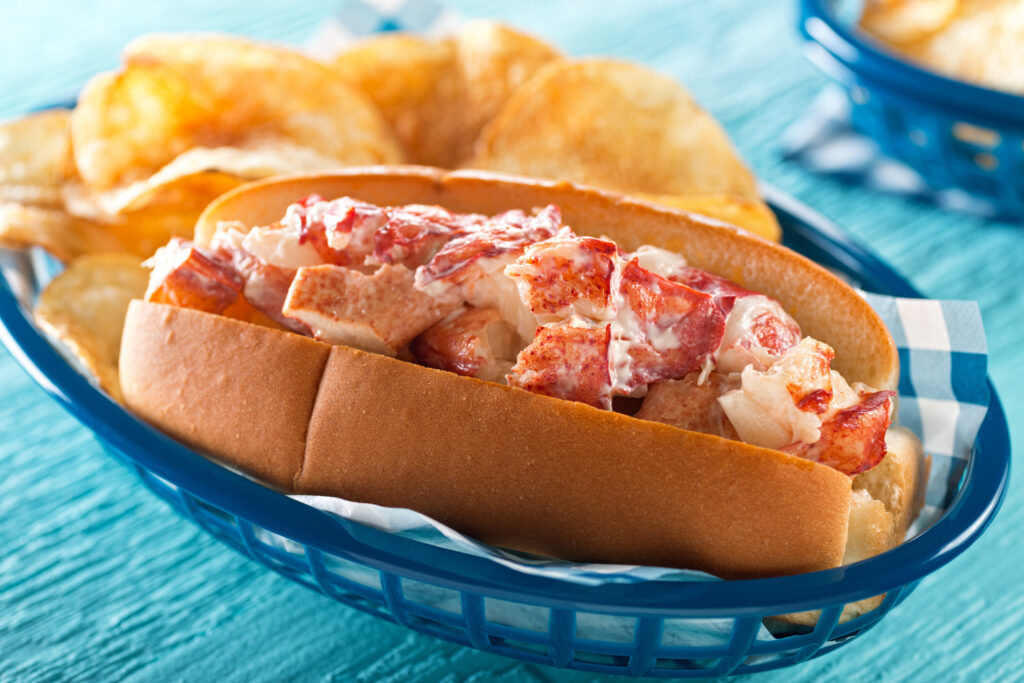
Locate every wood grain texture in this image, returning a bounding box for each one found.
[1,0,1021,681]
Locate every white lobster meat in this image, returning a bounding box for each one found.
[504,232,727,409]
[411,306,520,384]
[717,338,893,475]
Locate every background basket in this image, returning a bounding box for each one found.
[799,0,1024,219]
[0,186,1009,678]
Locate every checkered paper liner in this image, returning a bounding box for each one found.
[270,0,992,591]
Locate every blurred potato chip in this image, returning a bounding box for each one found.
[95,142,342,214]
[333,34,458,167]
[0,203,123,262]
[34,253,149,401]
[332,20,559,167]
[111,203,214,257]
[61,180,222,258]
[635,193,781,242]
[0,109,72,206]
[450,21,561,165]
[860,0,958,44]
[71,34,402,191]
[863,0,1024,93]
[470,59,759,200]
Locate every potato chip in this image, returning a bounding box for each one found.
[469,59,759,199]
[332,21,559,167]
[450,21,561,165]
[332,34,457,167]
[634,193,781,242]
[0,109,72,206]
[860,0,959,45]
[95,142,342,214]
[864,0,1024,93]
[0,203,123,262]
[34,253,149,401]
[62,179,224,258]
[71,34,403,191]
[111,202,217,258]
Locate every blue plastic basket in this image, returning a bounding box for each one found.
[0,186,1010,677]
[799,0,1024,219]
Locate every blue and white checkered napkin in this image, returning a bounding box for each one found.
[862,293,988,531]
[781,87,999,216]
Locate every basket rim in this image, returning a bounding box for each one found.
[0,184,1010,618]
[800,0,1024,130]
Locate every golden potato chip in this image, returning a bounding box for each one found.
[864,0,1024,93]
[332,21,559,167]
[450,20,561,165]
[860,0,958,45]
[0,109,72,207]
[634,193,781,242]
[470,59,759,199]
[0,203,123,262]
[95,142,342,214]
[34,253,149,401]
[62,179,226,258]
[333,34,458,167]
[112,202,217,258]
[71,34,403,190]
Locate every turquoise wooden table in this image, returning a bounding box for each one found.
[1,1,1020,680]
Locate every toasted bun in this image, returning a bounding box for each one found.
[121,168,909,578]
[123,300,853,578]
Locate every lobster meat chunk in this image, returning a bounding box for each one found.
[282,263,460,356]
[507,324,614,409]
[505,231,620,322]
[416,205,562,292]
[782,390,894,475]
[718,338,854,449]
[615,259,726,392]
[715,294,802,374]
[411,307,521,384]
[504,233,728,403]
[210,226,308,332]
[144,238,244,315]
[635,372,739,439]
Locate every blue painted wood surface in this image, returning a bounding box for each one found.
[1,1,1020,680]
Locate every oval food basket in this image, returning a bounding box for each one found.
[799,0,1024,219]
[0,186,1010,678]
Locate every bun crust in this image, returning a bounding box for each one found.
[122,300,852,578]
[119,299,330,488]
[303,343,853,579]
[119,168,911,578]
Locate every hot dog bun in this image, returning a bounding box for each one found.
[122,168,922,580]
